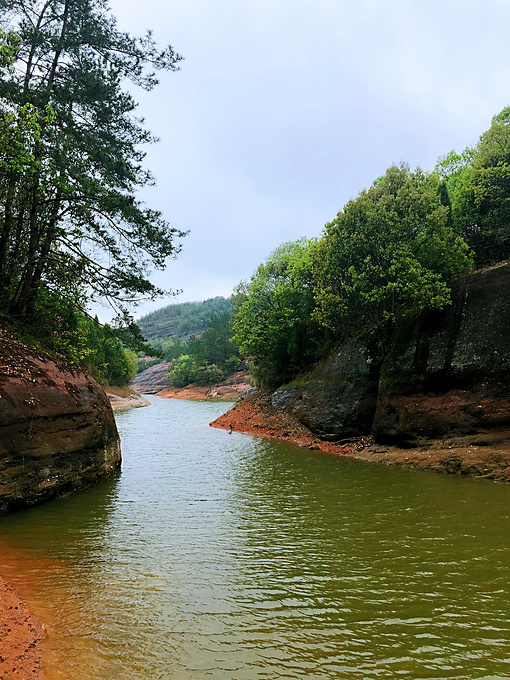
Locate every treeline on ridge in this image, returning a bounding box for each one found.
[137,297,233,343]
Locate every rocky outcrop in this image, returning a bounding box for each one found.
[0,333,121,515]
[271,339,379,438]
[374,262,510,445]
[270,262,510,449]
[107,390,151,411]
[130,361,171,394]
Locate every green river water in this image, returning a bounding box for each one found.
[1,396,509,679]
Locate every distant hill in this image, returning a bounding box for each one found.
[137,296,233,342]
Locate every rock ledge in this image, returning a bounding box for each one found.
[0,333,121,515]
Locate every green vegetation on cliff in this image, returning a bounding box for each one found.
[232,240,328,387]
[313,165,472,337]
[437,107,510,265]
[233,109,510,389]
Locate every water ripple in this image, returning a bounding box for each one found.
[0,396,509,679]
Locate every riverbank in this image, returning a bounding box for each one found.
[0,579,45,679]
[210,390,510,481]
[156,371,250,402]
[106,386,151,411]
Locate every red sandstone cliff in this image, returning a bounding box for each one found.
[0,332,121,515]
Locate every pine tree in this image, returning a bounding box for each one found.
[0,0,184,321]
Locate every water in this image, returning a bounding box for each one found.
[1,396,510,679]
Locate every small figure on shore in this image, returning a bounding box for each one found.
[229,422,234,434]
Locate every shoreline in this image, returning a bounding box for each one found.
[0,577,45,679]
[106,385,151,412]
[156,379,250,402]
[210,390,510,482]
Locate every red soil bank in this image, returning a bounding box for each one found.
[0,579,45,679]
[210,391,510,482]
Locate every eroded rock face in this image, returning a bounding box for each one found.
[271,339,379,438]
[130,361,171,394]
[373,262,510,445]
[270,263,510,447]
[0,334,121,514]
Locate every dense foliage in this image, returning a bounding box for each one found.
[25,304,137,386]
[232,109,510,389]
[232,240,327,387]
[440,108,510,264]
[0,2,183,362]
[169,314,241,388]
[313,165,472,338]
[79,317,137,386]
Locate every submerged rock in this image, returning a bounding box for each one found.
[0,333,121,515]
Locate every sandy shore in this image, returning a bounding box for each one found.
[0,578,45,679]
[210,390,510,482]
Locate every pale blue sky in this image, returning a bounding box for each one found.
[103,0,510,319]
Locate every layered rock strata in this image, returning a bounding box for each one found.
[130,361,171,394]
[0,333,121,515]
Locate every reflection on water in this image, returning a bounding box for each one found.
[1,396,510,679]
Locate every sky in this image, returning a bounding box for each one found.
[102,0,510,320]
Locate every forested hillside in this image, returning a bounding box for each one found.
[138,297,232,341]
[136,297,242,385]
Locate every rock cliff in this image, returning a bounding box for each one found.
[271,339,379,439]
[0,333,121,515]
[374,262,510,446]
[130,361,171,394]
[271,262,510,449]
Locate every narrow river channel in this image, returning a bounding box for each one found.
[1,396,510,679]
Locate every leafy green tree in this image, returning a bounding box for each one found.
[0,0,184,324]
[453,108,510,263]
[170,354,196,388]
[313,164,473,339]
[157,337,189,362]
[434,147,475,184]
[434,108,510,264]
[434,147,475,231]
[232,239,325,387]
[187,314,239,369]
